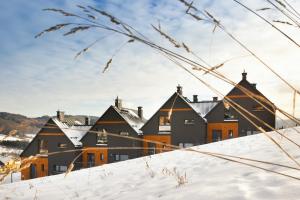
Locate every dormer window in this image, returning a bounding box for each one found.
[224,101,235,120]
[38,139,48,154]
[97,131,107,144]
[159,116,171,132]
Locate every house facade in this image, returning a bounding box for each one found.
[20,112,91,180]
[20,72,276,180]
[141,85,219,155]
[205,72,275,142]
[80,97,146,166]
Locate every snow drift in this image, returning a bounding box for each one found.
[1,127,300,200]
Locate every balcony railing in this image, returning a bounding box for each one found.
[158,125,171,132]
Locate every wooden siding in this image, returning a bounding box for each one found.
[143,135,171,155]
[207,122,238,143]
[82,147,108,168]
[21,156,48,180]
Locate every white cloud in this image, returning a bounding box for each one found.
[0,0,299,118]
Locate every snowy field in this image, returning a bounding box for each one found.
[0,128,300,199]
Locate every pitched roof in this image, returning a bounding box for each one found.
[52,118,92,147]
[179,94,220,118]
[112,106,146,134]
[188,100,220,117]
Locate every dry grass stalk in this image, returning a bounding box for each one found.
[168,92,179,121]
[273,20,294,25]
[256,7,271,11]
[35,23,71,38]
[187,12,203,21]
[162,167,188,186]
[276,0,287,8]
[203,63,224,75]
[87,6,121,25]
[152,24,181,48]
[87,14,97,20]
[102,58,112,73]
[182,42,190,52]
[178,0,198,12]
[64,26,91,36]
[43,8,76,17]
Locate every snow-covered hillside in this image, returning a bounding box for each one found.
[1,128,300,200]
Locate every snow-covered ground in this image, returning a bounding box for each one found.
[1,128,300,199]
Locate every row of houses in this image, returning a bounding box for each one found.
[20,72,276,180]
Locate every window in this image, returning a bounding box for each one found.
[120,155,129,161]
[97,131,107,144]
[212,130,222,142]
[184,119,195,125]
[223,100,235,120]
[100,153,104,161]
[53,165,67,172]
[179,143,194,148]
[159,116,171,132]
[159,116,170,126]
[41,164,45,172]
[87,153,95,167]
[228,130,234,138]
[246,130,252,136]
[148,143,156,155]
[252,131,260,135]
[38,139,48,154]
[120,131,129,136]
[57,143,67,148]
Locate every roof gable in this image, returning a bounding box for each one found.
[226,79,272,104]
[141,92,208,131]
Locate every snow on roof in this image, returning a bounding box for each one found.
[188,100,220,117]
[113,106,146,134]
[2,127,300,199]
[179,94,220,118]
[52,118,91,147]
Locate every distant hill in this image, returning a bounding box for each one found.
[0,112,98,137]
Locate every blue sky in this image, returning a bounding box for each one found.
[0,0,299,118]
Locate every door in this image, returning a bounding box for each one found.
[212,130,222,142]
[148,143,156,155]
[30,164,37,179]
[87,153,95,167]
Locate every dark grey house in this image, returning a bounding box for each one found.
[80,97,146,166]
[141,85,219,155]
[205,71,276,142]
[20,112,91,180]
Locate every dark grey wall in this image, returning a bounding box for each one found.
[141,93,207,145]
[206,80,275,137]
[21,119,80,175]
[81,106,143,163]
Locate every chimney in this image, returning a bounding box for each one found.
[177,85,183,95]
[85,116,90,126]
[251,83,257,89]
[138,106,143,119]
[115,96,122,109]
[213,97,218,101]
[193,95,198,103]
[57,110,65,122]
[242,70,247,80]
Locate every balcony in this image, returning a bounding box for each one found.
[159,125,171,133]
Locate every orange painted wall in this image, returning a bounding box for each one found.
[143,135,171,155]
[207,122,238,143]
[21,156,48,180]
[82,147,108,168]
